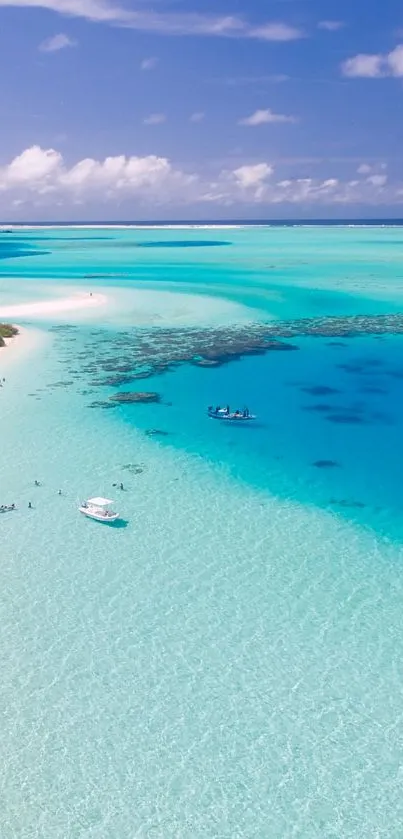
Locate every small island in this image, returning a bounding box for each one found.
[0,323,18,348]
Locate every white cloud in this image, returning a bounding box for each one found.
[357,162,388,176]
[387,44,403,76]
[342,53,384,78]
[367,174,387,187]
[190,112,205,123]
[141,56,158,71]
[233,163,273,188]
[0,0,305,41]
[342,44,403,78]
[0,145,196,204]
[143,113,166,125]
[1,145,403,210]
[318,20,344,31]
[39,32,76,52]
[239,108,296,126]
[4,146,63,185]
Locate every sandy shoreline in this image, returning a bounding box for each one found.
[0,291,107,319]
[0,325,49,369]
[0,293,107,367]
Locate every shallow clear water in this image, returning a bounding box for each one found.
[1,225,403,837]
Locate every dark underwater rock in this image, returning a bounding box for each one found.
[302,385,340,396]
[326,414,367,424]
[93,374,136,387]
[303,403,335,413]
[88,400,118,409]
[192,358,221,368]
[330,498,366,509]
[131,371,154,379]
[265,340,299,351]
[313,460,341,468]
[121,463,145,474]
[109,391,161,404]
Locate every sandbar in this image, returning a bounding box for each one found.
[0,292,107,319]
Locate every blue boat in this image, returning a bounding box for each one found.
[207,406,256,422]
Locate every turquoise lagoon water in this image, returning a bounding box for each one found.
[2,226,403,837]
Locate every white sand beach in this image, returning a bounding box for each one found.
[0,291,107,319]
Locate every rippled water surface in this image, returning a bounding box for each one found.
[1,225,403,838]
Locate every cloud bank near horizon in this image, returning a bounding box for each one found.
[0,146,400,214]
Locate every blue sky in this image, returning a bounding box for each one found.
[0,0,402,219]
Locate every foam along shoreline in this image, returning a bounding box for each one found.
[0,292,107,319]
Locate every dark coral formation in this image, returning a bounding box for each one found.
[302,385,340,396]
[313,460,341,468]
[268,311,403,338]
[109,391,161,404]
[48,309,403,415]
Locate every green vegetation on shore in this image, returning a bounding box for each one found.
[0,323,18,347]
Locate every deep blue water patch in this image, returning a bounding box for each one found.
[0,239,49,260]
[62,326,403,541]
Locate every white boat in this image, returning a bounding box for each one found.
[79,496,120,523]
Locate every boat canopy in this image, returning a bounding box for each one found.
[86,497,114,506]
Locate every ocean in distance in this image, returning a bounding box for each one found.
[1,223,403,838]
